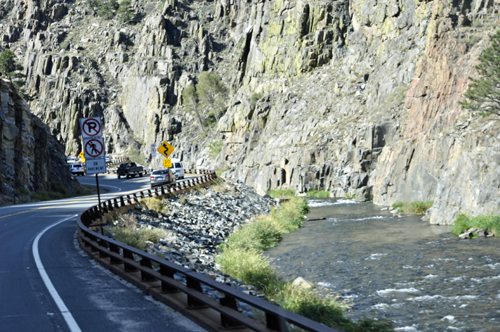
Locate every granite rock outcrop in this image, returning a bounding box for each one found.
[0,76,76,203]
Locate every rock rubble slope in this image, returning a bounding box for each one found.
[1,0,499,223]
[110,181,275,296]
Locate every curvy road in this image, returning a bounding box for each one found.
[0,174,206,332]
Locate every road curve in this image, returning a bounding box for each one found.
[0,175,206,332]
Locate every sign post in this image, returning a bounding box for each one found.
[79,116,106,234]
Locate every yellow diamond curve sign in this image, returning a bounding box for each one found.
[163,159,172,168]
[157,141,175,158]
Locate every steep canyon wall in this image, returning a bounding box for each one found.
[1,0,499,223]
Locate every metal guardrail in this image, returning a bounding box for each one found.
[76,169,339,332]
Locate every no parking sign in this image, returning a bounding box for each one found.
[79,116,106,175]
[80,117,102,139]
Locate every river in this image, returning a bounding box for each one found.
[265,198,499,332]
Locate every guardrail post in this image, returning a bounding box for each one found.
[120,196,125,206]
[140,258,157,282]
[102,202,109,214]
[133,193,138,203]
[220,295,244,329]
[98,239,109,259]
[109,243,122,264]
[123,249,138,272]
[266,312,289,332]
[147,189,152,197]
[186,275,207,309]
[159,265,179,293]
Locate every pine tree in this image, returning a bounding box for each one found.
[460,30,500,116]
[0,49,20,75]
[0,49,31,100]
[196,71,227,123]
[182,85,205,132]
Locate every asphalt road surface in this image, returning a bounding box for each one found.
[0,174,206,332]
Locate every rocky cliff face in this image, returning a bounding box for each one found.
[0,76,76,203]
[1,0,499,223]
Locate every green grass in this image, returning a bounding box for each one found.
[267,189,296,198]
[391,201,433,215]
[305,190,330,198]
[451,213,500,237]
[30,182,95,202]
[217,198,392,331]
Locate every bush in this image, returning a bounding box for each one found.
[451,213,500,237]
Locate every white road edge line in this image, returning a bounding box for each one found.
[32,215,82,332]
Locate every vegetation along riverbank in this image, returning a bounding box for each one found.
[105,182,393,331]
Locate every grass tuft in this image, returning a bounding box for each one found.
[391,201,433,215]
[267,189,296,198]
[111,225,167,251]
[305,190,330,198]
[140,197,168,214]
[451,213,500,237]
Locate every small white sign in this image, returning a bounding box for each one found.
[86,158,107,174]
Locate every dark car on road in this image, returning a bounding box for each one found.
[150,169,175,188]
[117,162,144,178]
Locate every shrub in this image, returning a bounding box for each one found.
[451,213,500,237]
[250,92,264,108]
[15,187,30,196]
[208,139,223,160]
